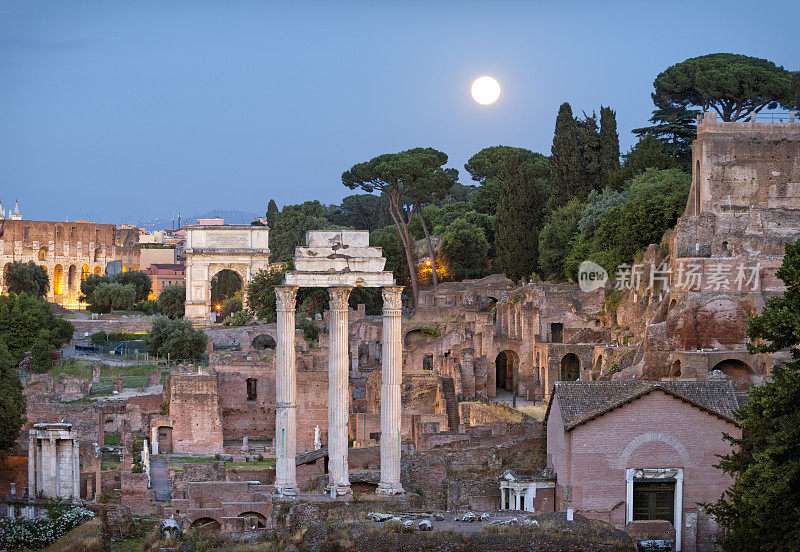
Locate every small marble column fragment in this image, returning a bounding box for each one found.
[274,285,299,495]
[327,286,352,495]
[377,286,405,495]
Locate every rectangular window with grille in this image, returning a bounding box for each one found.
[633,480,675,524]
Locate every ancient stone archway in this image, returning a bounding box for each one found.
[561,353,580,381]
[184,225,269,323]
[238,511,267,529]
[495,350,518,392]
[712,359,752,385]
[53,264,64,296]
[191,517,221,533]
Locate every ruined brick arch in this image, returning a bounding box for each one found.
[189,516,221,532]
[93,265,102,275]
[81,264,90,281]
[618,431,691,469]
[238,511,268,529]
[560,353,580,381]
[712,358,753,385]
[93,248,101,262]
[38,247,47,261]
[251,333,276,350]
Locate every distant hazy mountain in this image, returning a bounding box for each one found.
[138,210,260,231]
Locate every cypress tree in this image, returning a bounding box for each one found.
[0,339,24,453]
[599,106,621,186]
[266,199,280,229]
[550,102,585,209]
[577,111,602,193]
[495,151,549,281]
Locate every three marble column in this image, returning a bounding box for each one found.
[273,284,404,496]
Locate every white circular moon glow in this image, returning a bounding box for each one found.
[471,76,501,105]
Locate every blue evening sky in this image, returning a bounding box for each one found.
[1,1,798,224]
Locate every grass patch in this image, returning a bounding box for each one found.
[229,458,276,470]
[104,433,122,446]
[44,359,164,381]
[38,518,104,552]
[101,458,121,471]
[516,404,547,421]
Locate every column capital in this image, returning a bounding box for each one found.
[328,285,353,311]
[275,286,298,311]
[381,286,404,310]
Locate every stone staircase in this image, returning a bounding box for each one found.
[150,457,173,501]
[440,376,460,431]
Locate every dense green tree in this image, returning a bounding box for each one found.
[707,240,800,551]
[550,102,586,208]
[654,53,795,121]
[464,146,550,263]
[343,147,456,306]
[331,194,388,231]
[611,134,679,188]
[578,187,628,236]
[587,168,690,272]
[401,148,459,290]
[495,150,551,281]
[0,339,24,453]
[439,218,490,281]
[270,200,335,262]
[0,293,74,366]
[90,282,136,313]
[156,284,186,319]
[599,106,621,185]
[30,329,55,372]
[145,316,207,361]
[80,274,108,303]
[113,270,152,303]
[633,98,699,168]
[266,199,280,229]
[576,111,602,193]
[245,267,286,322]
[370,226,410,288]
[538,199,584,281]
[3,261,49,298]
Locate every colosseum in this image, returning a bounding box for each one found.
[0,215,118,308]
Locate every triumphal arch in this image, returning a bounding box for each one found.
[184,225,270,323]
[274,230,404,496]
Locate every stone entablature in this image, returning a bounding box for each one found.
[184,225,270,323]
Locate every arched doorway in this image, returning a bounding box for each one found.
[495,350,518,393]
[712,359,751,385]
[81,264,90,281]
[93,266,102,275]
[191,517,221,533]
[53,265,64,295]
[561,353,580,381]
[237,512,267,530]
[67,265,77,292]
[38,247,47,261]
[157,426,173,454]
[211,269,243,320]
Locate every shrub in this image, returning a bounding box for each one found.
[0,506,94,550]
[222,310,254,326]
[296,317,320,345]
[145,316,207,362]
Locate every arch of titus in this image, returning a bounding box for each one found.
[275,230,404,496]
[184,225,270,322]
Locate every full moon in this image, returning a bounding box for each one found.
[471,76,501,105]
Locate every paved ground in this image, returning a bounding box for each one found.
[492,389,542,409]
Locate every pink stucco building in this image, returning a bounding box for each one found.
[546,380,742,552]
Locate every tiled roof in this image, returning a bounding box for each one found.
[549,380,741,431]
